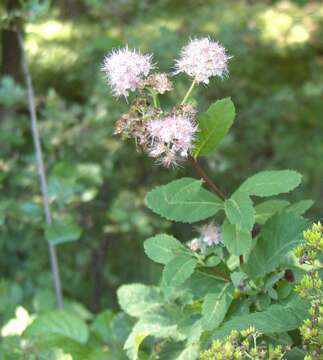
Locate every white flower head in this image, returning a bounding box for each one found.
[174,37,230,84]
[102,46,154,97]
[147,115,197,167]
[199,222,222,247]
[188,238,201,252]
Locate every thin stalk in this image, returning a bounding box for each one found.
[181,80,196,104]
[152,92,158,108]
[17,29,63,308]
[189,156,226,200]
[190,156,245,265]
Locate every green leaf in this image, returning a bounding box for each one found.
[287,199,314,216]
[24,310,89,345]
[184,272,228,300]
[230,272,248,288]
[224,191,255,231]
[239,170,302,197]
[117,284,163,317]
[210,295,308,340]
[176,344,200,360]
[244,212,308,278]
[255,200,290,224]
[163,254,197,287]
[124,311,180,360]
[202,284,234,331]
[45,218,81,245]
[146,178,222,223]
[144,234,185,264]
[193,98,235,157]
[221,220,253,256]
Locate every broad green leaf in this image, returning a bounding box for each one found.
[210,295,308,340]
[45,218,81,245]
[144,234,185,264]
[124,311,181,360]
[287,199,314,216]
[163,254,197,287]
[244,212,307,278]
[255,200,290,224]
[184,272,228,300]
[239,170,302,197]
[91,311,133,346]
[24,310,89,345]
[176,344,200,360]
[224,191,255,231]
[146,178,223,223]
[202,283,234,331]
[230,272,248,288]
[193,98,235,157]
[222,220,253,256]
[117,284,163,317]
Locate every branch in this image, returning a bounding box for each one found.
[189,156,226,200]
[189,156,245,266]
[17,29,63,308]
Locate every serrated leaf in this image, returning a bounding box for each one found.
[144,234,185,264]
[230,272,248,288]
[45,218,81,245]
[255,200,290,224]
[193,98,235,157]
[163,254,197,287]
[244,212,307,278]
[146,178,223,223]
[24,310,89,345]
[210,295,308,340]
[184,272,228,300]
[286,199,314,216]
[202,284,234,331]
[222,220,253,256]
[224,191,255,231]
[239,170,302,197]
[117,284,163,317]
[176,344,200,360]
[124,312,180,360]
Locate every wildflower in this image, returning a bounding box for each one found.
[199,222,222,246]
[174,37,230,84]
[188,238,201,252]
[147,115,197,167]
[102,47,154,97]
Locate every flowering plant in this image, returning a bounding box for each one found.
[103,38,316,359]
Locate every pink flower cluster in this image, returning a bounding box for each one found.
[102,47,153,97]
[174,37,230,84]
[147,115,197,167]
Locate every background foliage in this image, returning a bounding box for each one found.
[0,0,322,357]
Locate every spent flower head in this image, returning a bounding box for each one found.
[102,46,154,97]
[174,37,230,84]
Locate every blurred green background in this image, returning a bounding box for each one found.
[0,0,322,321]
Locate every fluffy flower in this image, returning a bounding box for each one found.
[199,222,222,246]
[187,223,222,252]
[102,47,153,97]
[147,115,197,167]
[174,37,230,84]
[188,239,201,252]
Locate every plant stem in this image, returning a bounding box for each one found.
[152,92,158,108]
[189,156,245,265]
[189,156,226,200]
[17,29,63,308]
[181,80,196,104]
